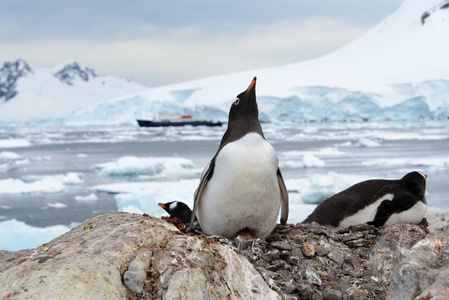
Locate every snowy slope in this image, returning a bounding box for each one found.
[0,60,148,123]
[2,0,449,125]
[64,0,449,125]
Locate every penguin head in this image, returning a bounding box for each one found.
[158,201,192,223]
[401,171,427,201]
[158,201,188,214]
[228,77,259,123]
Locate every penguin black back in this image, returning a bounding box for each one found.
[303,171,427,227]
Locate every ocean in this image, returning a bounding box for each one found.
[0,120,448,251]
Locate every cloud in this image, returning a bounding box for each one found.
[0,17,367,86]
[0,0,404,86]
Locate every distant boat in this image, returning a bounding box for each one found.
[137,114,223,127]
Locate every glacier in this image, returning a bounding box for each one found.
[59,79,448,126]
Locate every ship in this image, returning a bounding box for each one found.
[137,114,223,127]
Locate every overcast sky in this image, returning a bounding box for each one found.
[0,0,404,87]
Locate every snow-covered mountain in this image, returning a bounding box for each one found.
[2,0,449,125]
[0,59,147,123]
[0,59,33,102]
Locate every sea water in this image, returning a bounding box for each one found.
[0,120,448,251]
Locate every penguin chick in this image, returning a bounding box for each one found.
[158,201,192,224]
[186,77,289,239]
[302,171,427,227]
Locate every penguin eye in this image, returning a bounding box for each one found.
[234,98,240,106]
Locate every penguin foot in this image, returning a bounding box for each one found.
[232,228,259,240]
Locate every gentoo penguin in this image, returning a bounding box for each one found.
[302,171,427,227]
[186,77,289,239]
[158,201,192,224]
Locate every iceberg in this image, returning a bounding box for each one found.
[0,172,84,195]
[92,156,201,179]
[0,219,70,251]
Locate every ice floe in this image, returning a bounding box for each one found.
[0,172,84,195]
[92,156,201,179]
[0,219,70,251]
[75,193,98,202]
[0,139,31,148]
[47,202,68,209]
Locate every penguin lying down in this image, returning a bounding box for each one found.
[158,201,192,225]
[303,171,427,227]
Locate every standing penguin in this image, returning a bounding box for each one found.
[186,77,289,239]
[302,171,427,227]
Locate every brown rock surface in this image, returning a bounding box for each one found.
[0,212,279,299]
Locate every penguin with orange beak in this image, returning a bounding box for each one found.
[187,77,289,239]
[158,201,192,224]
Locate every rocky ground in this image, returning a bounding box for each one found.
[237,222,424,299]
[1,209,448,299]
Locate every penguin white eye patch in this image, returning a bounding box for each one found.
[234,98,240,105]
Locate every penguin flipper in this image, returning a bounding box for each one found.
[277,168,289,224]
[369,193,415,227]
[187,159,215,233]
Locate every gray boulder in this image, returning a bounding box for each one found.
[0,212,280,299]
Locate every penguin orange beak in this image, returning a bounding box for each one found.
[158,203,166,209]
[424,174,428,180]
[246,76,257,93]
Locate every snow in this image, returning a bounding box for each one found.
[285,172,371,205]
[362,157,449,170]
[0,139,31,148]
[0,151,21,159]
[0,151,27,172]
[0,63,147,123]
[47,202,68,209]
[0,172,83,195]
[0,219,70,251]
[0,178,65,194]
[302,154,326,168]
[75,193,98,202]
[94,179,198,218]
[92,171,371,223]
[1,0,449,125]
[92,156,201,179]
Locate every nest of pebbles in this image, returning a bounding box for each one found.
[232,223,393,300]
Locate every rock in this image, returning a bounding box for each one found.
[0,212,280,299]
[323,286,342,300]
[1,209,449,299]
[305,265,322,286]
[368,224,426,283]
[123,249,152,294]
[272,240,292,251]
[387,234,449,300]
[302,241,316,258]
[53,62,98,85]
[0,59,33,101]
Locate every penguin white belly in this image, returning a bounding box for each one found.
[338,193,394,228]
[197,133,281,239]
[384,200,427,226]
